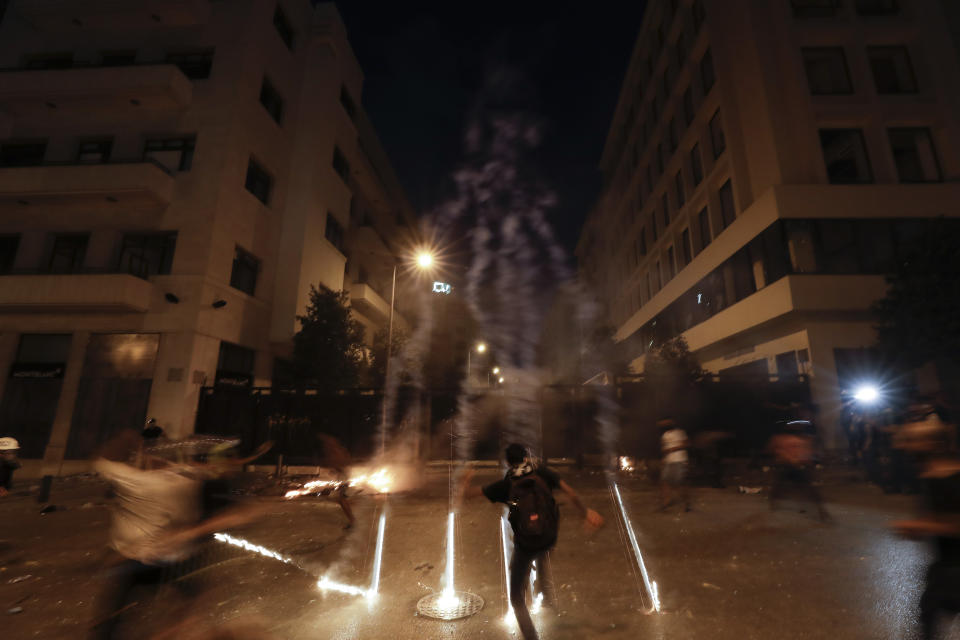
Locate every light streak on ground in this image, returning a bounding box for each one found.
[368,511,386,596]
[316,508,388,600]
[500,514,544,626]
[213,532,296,566]
[611,481,661,613]
[284,467,393,500]
[438,511,461,610]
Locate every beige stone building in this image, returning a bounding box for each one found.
[0,0,417,476]
[577,0,960,446]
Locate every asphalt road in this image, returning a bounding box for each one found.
[0,467,954,639]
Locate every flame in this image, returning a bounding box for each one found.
[619,456,635,472]
[284,468,393,500]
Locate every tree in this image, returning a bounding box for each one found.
[872,218,960,370]
[291,285,367,389]
[364,326,411,388]
[643,335,706,384]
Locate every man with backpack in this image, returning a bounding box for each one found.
[458,443,604,640]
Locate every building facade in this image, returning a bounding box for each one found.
[577,0,960,446]
[0,0,416,475]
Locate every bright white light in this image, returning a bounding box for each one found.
[368,512,386,596]
[317,576,368,597]
[444,511,456,594]
[500,513,543,626]
[476,343,487,353]
[619,456,635,472]
[498,377,505,384]
[611,482,661,613]
[213,533,295,566]
[492,367,501,375]
[417,252,434,268]
[854,385,879,403]
[697,293,702,304]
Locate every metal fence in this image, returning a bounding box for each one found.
[196,375,812,465]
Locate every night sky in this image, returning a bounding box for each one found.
[335,1,649,255]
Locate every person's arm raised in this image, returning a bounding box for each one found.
[558,479,605,531]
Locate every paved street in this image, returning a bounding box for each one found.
[0,467,951,639]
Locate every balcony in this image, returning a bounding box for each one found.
[0,64,192,116]
[0,273,154,313]
[350,283,391,322]
[13,0,212,30]
[0,161,175,208]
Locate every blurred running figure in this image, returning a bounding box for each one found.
[317,433,355,529]
[0,437,20,497]
[891,404,960,640]
[769,420,830,522]
[659,418,691,512]
[458,443,604,640]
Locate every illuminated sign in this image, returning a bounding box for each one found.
[432,281,452,295]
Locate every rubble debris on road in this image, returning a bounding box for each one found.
[7,574,31,584]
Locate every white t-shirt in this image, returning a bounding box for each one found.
[95,459,201,565]
[661,429,689,464]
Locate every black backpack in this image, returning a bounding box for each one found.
[507,471,559,552]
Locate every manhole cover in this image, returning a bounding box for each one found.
[416,591,484,620]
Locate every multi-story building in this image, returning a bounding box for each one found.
[0,0,417,476]
[577,0,960,446]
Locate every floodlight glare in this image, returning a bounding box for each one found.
[853,385,879,404]
[416,252,434,269]
[492,367,500,375]
[476,343,487,353]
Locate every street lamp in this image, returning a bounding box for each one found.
[381,249,435,455]
[466,342,487,385]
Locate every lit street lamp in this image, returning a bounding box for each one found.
[466,342,487,386]
[381,249,435,455]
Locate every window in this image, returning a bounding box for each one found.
[655,143,664,175]
[665,247,676,281]
[700,49,715,94]
[697,207,712,252]
[856,0,898,15]
[710,110,725,158]
[165,50,213,79]
[651,95,659,123]
[889,128,941,183]
[675,170,685,207]
[868,46,917,94]
[638,227,648,257]
[332,146,350,183]
[244,158,272,204]
[325,213,345,253]
[100,50,136,66]
[24,52,73,69]
[273,5,295,51]
[668,118,678,152]
[676,34,686,68]
[0,235,19,273]
[77,139,112,164]
[802,47,852,95]
[691,143,704,185]
[816,219,859,273]
[651,212,659,241]
[692,0,706,32]
[48,234,88,273]
[144,136,195,172]
[819,129,872,183]
[646,165,654,195]
[791,0,839,18]
[230,247,260,295]
[0,141,46,167]
[653,261,662,292]
[340,86,357,120]
[662,193,670,228]
[217,342,254,386]
[683,87,694,126]
[259,78,284,124]
[680,228,693,267]
[117,233,176,278]
[718,180,736,229]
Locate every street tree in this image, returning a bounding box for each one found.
[291,285,367,389]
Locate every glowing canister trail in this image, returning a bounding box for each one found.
[611,481,661,613]
[444,511,456,594]
[369,511,387,596]
[500,515,514,623]
[213,532,296,566]
[317,576,367,597]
